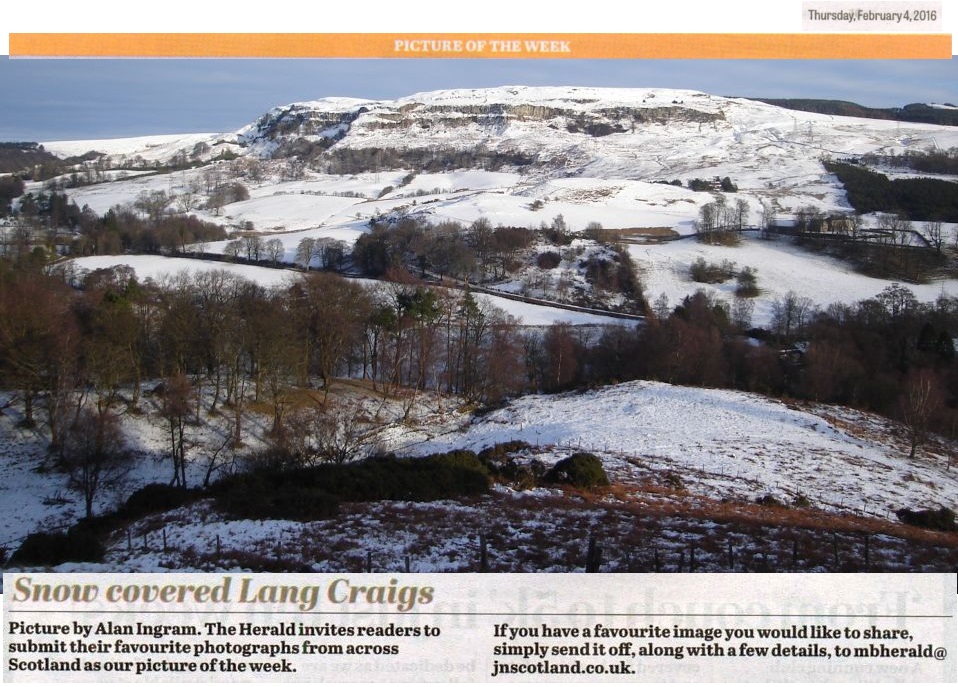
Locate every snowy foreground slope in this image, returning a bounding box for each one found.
[2,381,956,574]
[405,381,956,517]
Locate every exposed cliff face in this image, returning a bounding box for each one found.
[358,102,723,134]
[236,87,728,172]
[240,102,367,146]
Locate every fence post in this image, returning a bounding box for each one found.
[585,535,601,573]
[479,533,489,573]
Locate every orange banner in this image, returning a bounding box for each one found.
[9,32,952,59]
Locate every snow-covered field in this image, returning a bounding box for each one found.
[634,234,958,326]
[68,254,302,288]
[42,133,222,161]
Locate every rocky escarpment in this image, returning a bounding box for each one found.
[236,88,729,173]
[359,102,724,135]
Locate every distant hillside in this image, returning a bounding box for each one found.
[750,99,958,127]
[0,142,65,173]
[0,142,106,178]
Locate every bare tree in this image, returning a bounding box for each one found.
[922,220,944,253]
[159,373,193,487]
[898,368,945,460]
[317,238,349,270]
[697,202,716,242]
[177,176,203,213]
[295,237,317,270]
[223,239,244,261]
[760,201,775,238]
[243,235,264,261]
[770,291,814,341]
[731,295,754,332]
[876,283,919,322]
[62,408,131,519]
[287,399,379,466]
[734,198,750,231]
[264,238,285,265]
[134,190,171,222]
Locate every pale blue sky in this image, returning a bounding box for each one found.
[0,57,954,141]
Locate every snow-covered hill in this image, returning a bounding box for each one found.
[46,86,958,196]
[405,380,957,518]
[237,86,958,181]
[37,86,958,328]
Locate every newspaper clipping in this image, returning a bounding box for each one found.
[1,1,957,685]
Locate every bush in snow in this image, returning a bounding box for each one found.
[119,484,203,520]
[477,441,541,490]
[896,506,957,532]
[10,528,104,566]
[545,452,610,489]
[215,479,340,522]
[536,251,562,269]
[690,257,737,284]
[211,450,490,519]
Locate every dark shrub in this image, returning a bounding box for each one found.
[300,451,489,501]
[215,479,339,522]
[537,251,562,269]
[662,471,686,491]
[502,461,539,490]
[690,257,737,284]
[478,441,533,462]
[735,267,760,298]
[120,484,201,520]
[476,443,541,490]
[369,453,489,500]
[756,494,786,508]
[545,452,610,489]
[896,507,957,532]
[212,450,490,516]
[11,529,104,566]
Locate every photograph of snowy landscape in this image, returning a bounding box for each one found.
[1,58,958,575]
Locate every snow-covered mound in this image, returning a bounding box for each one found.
[408,380,958,518]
